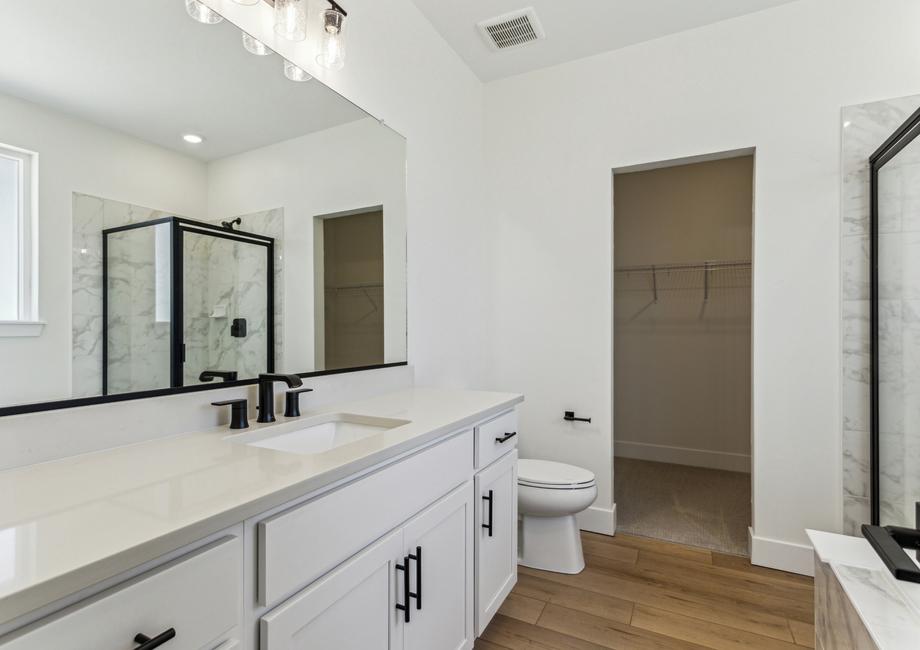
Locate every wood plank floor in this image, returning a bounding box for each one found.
[477,532,815,650]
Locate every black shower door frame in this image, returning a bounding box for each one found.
[102,216,275,395]
[868,105,920,525]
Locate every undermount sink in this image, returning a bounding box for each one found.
[226,413,411,455]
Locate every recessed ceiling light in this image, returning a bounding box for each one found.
[183,134,204,144]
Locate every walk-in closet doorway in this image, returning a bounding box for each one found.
[612,149,754,556]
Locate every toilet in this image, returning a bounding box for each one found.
[517,458,597,574]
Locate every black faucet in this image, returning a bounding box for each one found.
[257,373,304,423]
[199,370,239,383]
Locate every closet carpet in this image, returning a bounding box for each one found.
[613,457,751,556]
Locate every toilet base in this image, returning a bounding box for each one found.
[518,513,585,574]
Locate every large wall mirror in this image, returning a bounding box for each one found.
[0,0,407,414]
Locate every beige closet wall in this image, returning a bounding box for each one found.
[614,156,753,472]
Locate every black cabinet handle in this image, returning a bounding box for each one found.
[495,431,517,444]
[396,556,411,623]
[408,545,422,610]
[482,490,494,537]
[134,629,176,650]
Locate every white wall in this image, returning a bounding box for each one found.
[485,0,920,572]
[206,117,407,372]
[0,93,207,406]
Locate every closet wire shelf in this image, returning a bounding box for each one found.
[615,259,751,302]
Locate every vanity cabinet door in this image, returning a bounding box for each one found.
[260,530,403,650]
[475,450,518,635]
[401,483,474,650]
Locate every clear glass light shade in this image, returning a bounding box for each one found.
[316,9,346,70]
[242,32,273,56]
[274,0,307,42]
[185,0,223,24]
[283,60,312,82]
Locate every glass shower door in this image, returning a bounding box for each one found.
[104,221,172,394]
[872,110,920,527]
[181,228,273,386]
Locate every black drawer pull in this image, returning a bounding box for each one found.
[134,629,176,650]
[408,545,422,610]
[396,556,411,623]
[495,431,517,444]
[482,490,494,537]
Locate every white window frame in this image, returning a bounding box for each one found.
[0,142,42,337]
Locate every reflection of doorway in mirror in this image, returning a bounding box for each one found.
[316,209,384,371]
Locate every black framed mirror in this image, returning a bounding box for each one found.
[0,0,407,416]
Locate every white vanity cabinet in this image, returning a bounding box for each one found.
[260,484,474,650]
[0,401,521,650]
[474,449,518,635]
[2,536,241,650]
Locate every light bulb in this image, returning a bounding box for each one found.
[283,60,312,82]
[185,0,223,24]
[274,0,307,42]
[182,134,204,144]
[242,32,273,56]
[316,9,346,70]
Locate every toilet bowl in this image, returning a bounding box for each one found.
[517,459,597,574]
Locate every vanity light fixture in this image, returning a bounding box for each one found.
[185,0,223,24]
[283,60,312,82]
[182,133,205,144]
[316,3,347,70]
[274,0,308,42]
[242,32,273,56]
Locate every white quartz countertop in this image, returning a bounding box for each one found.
[0,387,523,625]
[807,529,920,649]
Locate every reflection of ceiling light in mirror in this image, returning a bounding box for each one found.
[283,60,312,82]
[316,8,346,70]
[182,134,205,144]
[185,0,223,24]
[274,0,307,42]
[242,32,273,56]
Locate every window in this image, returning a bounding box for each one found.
[0,143,41,336]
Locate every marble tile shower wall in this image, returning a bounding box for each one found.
[841,95,920,533]
[72,194,284,397]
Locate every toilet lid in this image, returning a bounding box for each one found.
[518,459,596,488]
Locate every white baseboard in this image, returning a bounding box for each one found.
[750,528,814,576]
[615,440,751,473]
[577,504,616,536]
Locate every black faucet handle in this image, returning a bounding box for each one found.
[212,398,249,429]
[284,388,313,418]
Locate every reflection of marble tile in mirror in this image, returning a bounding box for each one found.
[0,0,407,411]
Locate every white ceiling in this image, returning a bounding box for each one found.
[410,0,800,82]
[0,0,368,161]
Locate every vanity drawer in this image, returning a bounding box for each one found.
[475,410,518,469]
[2,536,241,650]
[258,429,473,607]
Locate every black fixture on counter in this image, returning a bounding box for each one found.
[862,501,920,583]
[199,370,238,383]
[257,373,304,423]
[212,398,250,429]
[133,628,176,650]
[564,410,591,423]
[284,387,314,417]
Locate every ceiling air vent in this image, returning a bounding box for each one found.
[477,8,545,51]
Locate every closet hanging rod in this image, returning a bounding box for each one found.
[614,259,751,274]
